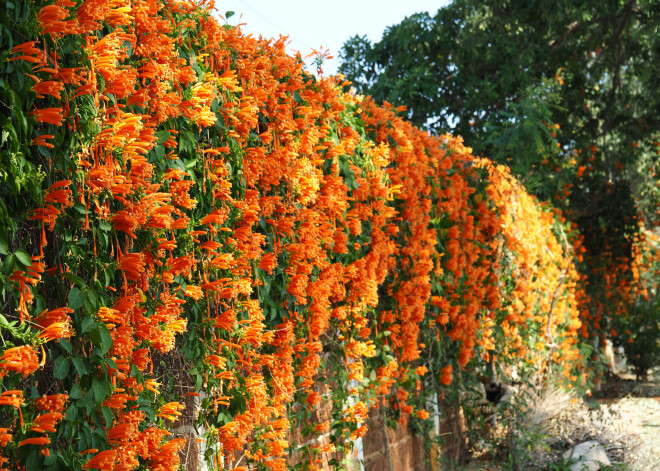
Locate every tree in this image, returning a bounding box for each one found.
[340,0,660,337]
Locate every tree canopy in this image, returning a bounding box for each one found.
[340,0,660,231]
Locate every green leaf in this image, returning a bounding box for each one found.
[156,130,170,144]
[140,403,156,422]
[92,377,107,402]
[4,254,16,275]
[63,272,87,288]
[77,391,93,413]
[101,406,113,428]
[81,316,96,333]
[100,326,113,355]
[73,202,87,215]
[0,232,8,255]
[59,338,73,353]
[78,424,92,448]
[43,451,57,466]
[69,384,83,400]
[14,249,32,267]
[103,357,117,371]
[65,404,79,422]
[91,325,113,355]
[184,158,197,169]
[71,356,87,376]
[68,287,85,310]
[25,451,42,469]
[53,355,70,380]
[84,289,99,314]
[131,364,144,384]
[89,409,103,429]
[103,268,112,286]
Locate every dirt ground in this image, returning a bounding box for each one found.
[594,374,660,470]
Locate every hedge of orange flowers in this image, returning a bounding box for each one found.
[0,1,627,469]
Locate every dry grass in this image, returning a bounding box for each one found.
[464,381,660,470]
[517,383,659,470]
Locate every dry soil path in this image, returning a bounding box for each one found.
[598,380,660,470]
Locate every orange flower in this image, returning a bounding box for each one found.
[9,41,45,64]
[145,379,161,395]
[149,438,186,469]
[0,390,24,410]
[0,346,40,378]
[28,204,62,231]
[8,259,44,320]
[131,349,150,371]
[258,252,278,273]
[30,134,55,148]
[439,365,453,386]
[44,180,73,205]
[305,390,321,407]
[103,392,135,409]
[213,307,236,330]
[110,211,140,238]
[106,422,135,445]
[30,412,64,433]
[117,252,146,282]
[157,402,184,422]
[0,428,12,447]
[84,449,117,470]
[19,436,51,447]
[37,322,72,342]
[10,41,41,56]
[33,81,64,100]
[31,107,64,126]
[183,284,203,300]
[34,394,68,413]
[206,354,227,369]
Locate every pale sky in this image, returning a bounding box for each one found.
[222,0,451,76]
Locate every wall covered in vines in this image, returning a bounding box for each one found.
[0,1,645,470]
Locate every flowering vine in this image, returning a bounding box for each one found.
[0,1,647,470]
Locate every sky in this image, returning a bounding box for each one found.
[223,0,450,77]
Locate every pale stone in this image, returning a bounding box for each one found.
[563,440,611,471]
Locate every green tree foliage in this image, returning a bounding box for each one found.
[340,0,660,336]
[339,0,659,214]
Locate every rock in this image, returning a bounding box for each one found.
[563,440,611,471]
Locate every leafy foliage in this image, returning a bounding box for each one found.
[611,229,660,380]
